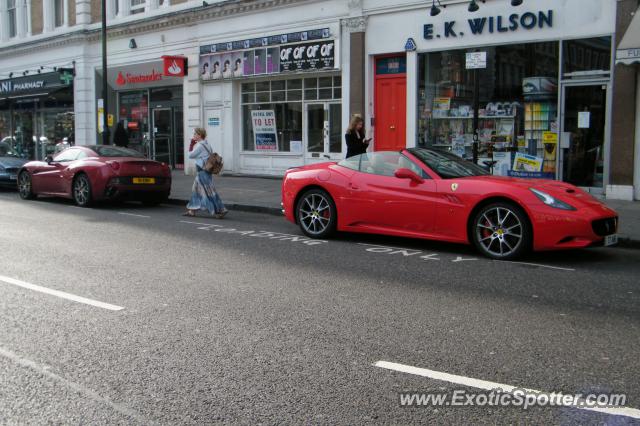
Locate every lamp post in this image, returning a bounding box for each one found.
[101,0,108,145]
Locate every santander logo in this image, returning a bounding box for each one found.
[116,72,126,86]
[167,60,182,75]
[116,70,163,86]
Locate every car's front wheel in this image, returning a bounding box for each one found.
[73,174,93,207]
[471,202,531,260]
[18,171,34,200]
[296,189,337,239]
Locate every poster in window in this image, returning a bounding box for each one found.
[221,54,233,79]
[200,56,211,80]
[279,41,335,72]
[254,49,267,75]
[232,52,244,78]
[243,50,255,76]
[267,47,280,74]
[251,110,278,151]
[513,153,543,172]
[210,55,222,80]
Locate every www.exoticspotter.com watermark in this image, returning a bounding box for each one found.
[399,389,627,410]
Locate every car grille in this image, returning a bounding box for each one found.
[3,167,18,174]
[592,217,618,236]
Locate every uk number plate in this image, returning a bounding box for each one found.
[9,174,16,181]
[133,177,156,184]
[604,234,618,247]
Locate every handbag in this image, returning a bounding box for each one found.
[202,142,224,175]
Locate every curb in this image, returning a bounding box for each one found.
[167,198,283,216]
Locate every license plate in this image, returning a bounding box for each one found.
[9,174,16,181]
[132,177,156,184]
[604,234,618,247]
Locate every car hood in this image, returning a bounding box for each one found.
[465,175,610,210]
[0,156,27,168]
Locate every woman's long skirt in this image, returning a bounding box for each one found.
[186,169,226,214]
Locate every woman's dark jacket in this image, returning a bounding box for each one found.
[345,131,368,158]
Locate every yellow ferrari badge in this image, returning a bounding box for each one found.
[451,183,459,192]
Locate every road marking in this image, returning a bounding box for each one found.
[374,361,640,419]
[0,275,124,311]
[504,261,575,272]
[118,212,150,218]
[0,345,146,422]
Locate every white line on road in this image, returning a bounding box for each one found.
[0,275,124,311]
[118,212,151,218]
[374,361,640,420]
[503,261,575,272]
[0,345,146,422]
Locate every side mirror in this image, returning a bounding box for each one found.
[46,155,54,164]
[394,168,424,183]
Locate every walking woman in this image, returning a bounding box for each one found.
[345,114,371,158]
[184,128,228,218]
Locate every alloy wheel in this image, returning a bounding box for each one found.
[299,193,332,237]
[18,172,33,199]
[73,176,91,206]
[475,206,523,258]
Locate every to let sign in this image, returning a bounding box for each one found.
[466,52,487,69]
[251,110,278,151]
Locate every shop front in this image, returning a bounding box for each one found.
[101,59,186,169]
[198,27,342,175]
[367,0,617,194]
[0,70,75,161]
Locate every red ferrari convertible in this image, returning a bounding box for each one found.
[18,145,171,207]
[282,148,619,260]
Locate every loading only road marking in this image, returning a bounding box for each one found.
[358,243,477,263]
[374,361,640,420]
[179,221,328,246]
[0,275,124,311]
[118,212,151,218]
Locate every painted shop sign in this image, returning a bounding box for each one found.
[424,10,553,40]
[279,41,335,72]
[0,71,73,98]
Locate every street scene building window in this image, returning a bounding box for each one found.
[7,0,17,38]
[241,76,341,153]
[54,0,64,27]
[130,0,145,14]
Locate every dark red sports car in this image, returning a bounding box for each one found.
[282,148,619,260]
[18,145,171,207]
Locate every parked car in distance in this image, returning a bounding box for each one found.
[282,148,619,260]
[18,145,172,207]
[0,143,28,188]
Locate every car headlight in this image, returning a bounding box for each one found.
[530,188,576,211]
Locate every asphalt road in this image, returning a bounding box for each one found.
[1,189,639,425]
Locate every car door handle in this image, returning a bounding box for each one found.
[349,183,359,190]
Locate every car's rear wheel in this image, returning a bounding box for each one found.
[296,189,336,239]
[18,172,34,200]
[472,202,531,260]
[73,174,92,207]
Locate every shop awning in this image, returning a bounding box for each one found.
[617,6,640,65]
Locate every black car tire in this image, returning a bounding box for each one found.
[296,188,337,239]
[18,171,34,200]
[72,174,93,207]
[471,202,531,260]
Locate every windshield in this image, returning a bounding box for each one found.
[0,144,19,157]
[89,146,145,158]
[408,148,489,179]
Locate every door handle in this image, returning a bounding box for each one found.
[349,183,359,190]
[390,125,396,130]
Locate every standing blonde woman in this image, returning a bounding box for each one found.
[184,128,228,218]
[345,114,371,158]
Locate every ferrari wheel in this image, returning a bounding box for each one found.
[18,172,34,200]
[296,189,336,239]
[73,174,93,207]
[472,202,531,260]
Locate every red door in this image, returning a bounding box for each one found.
[374,76,406,151]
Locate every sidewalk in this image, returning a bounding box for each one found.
[169,171,640,247]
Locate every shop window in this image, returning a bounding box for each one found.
[563,37,611,75]
[241,77,340,152]
[417,41,559,177]
[118,91,149,156]
[54,0,64,27]
[7,0,17,38]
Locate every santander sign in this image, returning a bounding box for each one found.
[115,70,163,86]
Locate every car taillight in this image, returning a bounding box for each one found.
[107,161,120,171]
